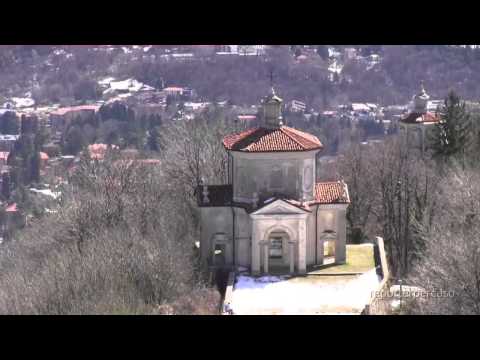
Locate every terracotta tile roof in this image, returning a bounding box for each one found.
[401,112,440,124]
[223,126,323,152]
[5,203,17,212]
[0,152,9,161]
[312,181,350,204]
[88,143,119,160]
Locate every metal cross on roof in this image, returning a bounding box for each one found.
[269,69,274,87]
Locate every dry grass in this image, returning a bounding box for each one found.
[309,244,375,275]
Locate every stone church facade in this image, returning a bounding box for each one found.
[197,88,350,275]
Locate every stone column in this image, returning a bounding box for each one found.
[335,208,347,264]
[288,240,297,274]
[259,240,269,274]
[251,220,261,275]
[297,220,307,274]
[421,126,426,158]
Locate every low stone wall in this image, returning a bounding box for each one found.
[363,236,391,315]
[221,272,236,315]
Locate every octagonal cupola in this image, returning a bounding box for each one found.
[412,81,430,114]
[263,87,283,128]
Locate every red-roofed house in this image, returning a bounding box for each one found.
[5,203,17,212]
[2,202,26,241]
[50,105,100,132]
[0,152,9,166]
[88,143,119,161]
[198,88,350,275]
[163,87,184,96]
[39,152,49,168]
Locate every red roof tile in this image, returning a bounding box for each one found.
[401,112,440,124]
[312,181,350,204]
[0,152,9,161]
[5,203,17,212]
[223,126,323,152]
[88,143,119,160]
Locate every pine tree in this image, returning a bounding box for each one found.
[317,45,329,61]
[430,91,472,164]
[147,126,161,152]
[29,152,41,185]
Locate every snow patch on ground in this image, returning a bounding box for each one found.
[328,60,343,74]
[101,78,154,95]
[30,188,61,199]
[231,269,380,315]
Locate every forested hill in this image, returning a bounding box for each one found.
[0,45,479,108]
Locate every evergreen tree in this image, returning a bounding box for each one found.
[34,123,50,152]
[146,126,161,152]
[0,111,19,134]
[317,45,329,61]
[430,91,472,164]
[63,126,86,155]
[29,152,41,184]
[1,172,11,200]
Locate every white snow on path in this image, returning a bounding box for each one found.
[230,269,380,315]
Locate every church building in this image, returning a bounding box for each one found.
[197,88,350,275]
[399,82,440,155]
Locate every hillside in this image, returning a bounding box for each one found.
[1,45,480,110]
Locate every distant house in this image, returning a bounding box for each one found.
[163,87,184,97]
[184,102,209,112]
[50,105,100,132]
[289,100,307,113]
[182,87,196,99]
[87,143,120,161]
[0,152,9,166]
[0,135,20,152]
[101,78,155,96]
[321,111,338,119]
[5,203,17,212]
[2,202,25,241]
[350,103,371,113]
[236,115,257,126]
[39,152,49,168]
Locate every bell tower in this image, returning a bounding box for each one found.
[412,81,430,114]
[263,87,283,128]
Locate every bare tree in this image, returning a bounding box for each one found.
[408,167,480,314]
[337,143,377,243]
[0,155,220,314]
